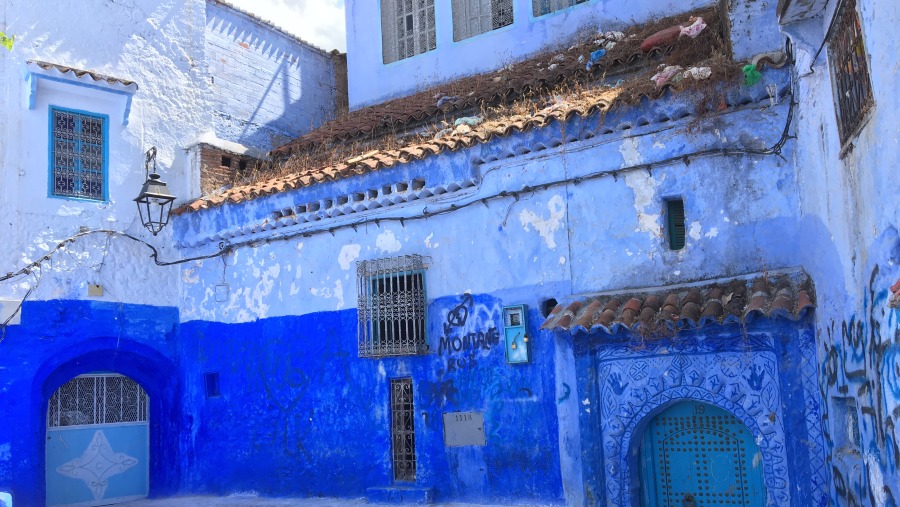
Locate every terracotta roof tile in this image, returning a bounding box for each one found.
[174,7,730,214]
[271,7,720,156]
[28,60,137,88]
[541,272,815,335]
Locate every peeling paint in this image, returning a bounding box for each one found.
[689,221,702,241]
[619,137,643,167]
[338,244,361,270]
[519,195,566,249]
[309,280,345,310]
[182,267,200,284]
[375,229,402,253]
[624,171,661,238]
[705,227,719,238]
[866,453,887,507]
[424,233,439,249]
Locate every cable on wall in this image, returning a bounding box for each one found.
[0,92,797,291]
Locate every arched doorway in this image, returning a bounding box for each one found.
[640,401,765,507]
[45,373,150,506]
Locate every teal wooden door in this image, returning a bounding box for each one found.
[641,402,765,507]
[46,374,149,506]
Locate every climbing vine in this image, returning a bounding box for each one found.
[0,32,14,51]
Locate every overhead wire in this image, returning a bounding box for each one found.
[0,87,797,287]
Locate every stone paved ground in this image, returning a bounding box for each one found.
[125,494,520,507]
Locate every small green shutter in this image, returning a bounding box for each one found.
[667,199,686,250]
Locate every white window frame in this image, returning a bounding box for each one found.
[381,0,437,64]
[452,0,514,41]
[531,0,588,17]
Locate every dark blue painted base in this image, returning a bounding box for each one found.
[366,486,435,504]
[177,293,563,505]
[0,300,181,507]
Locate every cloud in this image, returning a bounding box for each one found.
[227,0,346,52]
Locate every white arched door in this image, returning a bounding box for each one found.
[46,374,149,506]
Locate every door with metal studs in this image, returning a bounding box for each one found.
[46,373,150,506]
[641,402,765,507]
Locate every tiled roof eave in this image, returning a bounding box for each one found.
[176,68,793,215]
[271,44,680,157]
[542,271,815,337]
[26,60,138,91]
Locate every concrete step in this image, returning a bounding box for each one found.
[366,486,435,504]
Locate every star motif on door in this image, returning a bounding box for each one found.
[56,430,138,500]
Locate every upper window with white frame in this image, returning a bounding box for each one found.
[381,0,437,64]
[357,254,427,358]
[452,0,514,41]
[49,107,108,201]
[532,0,588,17]
[828,0,873,144]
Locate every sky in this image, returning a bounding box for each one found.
[228,0,347,52]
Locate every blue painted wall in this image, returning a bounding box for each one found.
[205,1,338,150]
[0,300,181,506]
[5,0,900,503]
[177,294,563,503]
[781,0,900,503]
[561,319,827,507]
[170,64,829,505]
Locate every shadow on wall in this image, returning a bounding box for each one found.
[207,7,338,152]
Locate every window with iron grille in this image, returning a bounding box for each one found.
[357,255,427,358]
[532,0,588,17]
[48,374,149,428]
[50,107,107,201]
[666,198,686,251]
[391,378,417,482]
[828,0,873,144]
[381,0,437,64]
[452,0,513,41]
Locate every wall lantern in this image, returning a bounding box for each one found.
[134,147,176,236]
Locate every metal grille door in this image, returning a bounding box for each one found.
[391,378,417,482]
[641,402,765,507]
[46,374,149,507]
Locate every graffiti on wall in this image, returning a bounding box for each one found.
[437,293,501,373]
[579,331,828,507]
[819,265,900,506]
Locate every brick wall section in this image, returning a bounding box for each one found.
[331,51,349,116]
[205,1,338,151]
[198,144,262,196]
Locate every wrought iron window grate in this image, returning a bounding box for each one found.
[381,0,437,63]
[532,0,588,17]
[391,378,416,482]
[50,108,106,200]
[452,0,514,41]
[828,0,873,143]
[357,254,427,358]
[48,374,148,428]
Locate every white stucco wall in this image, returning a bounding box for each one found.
[0,0,212,307]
